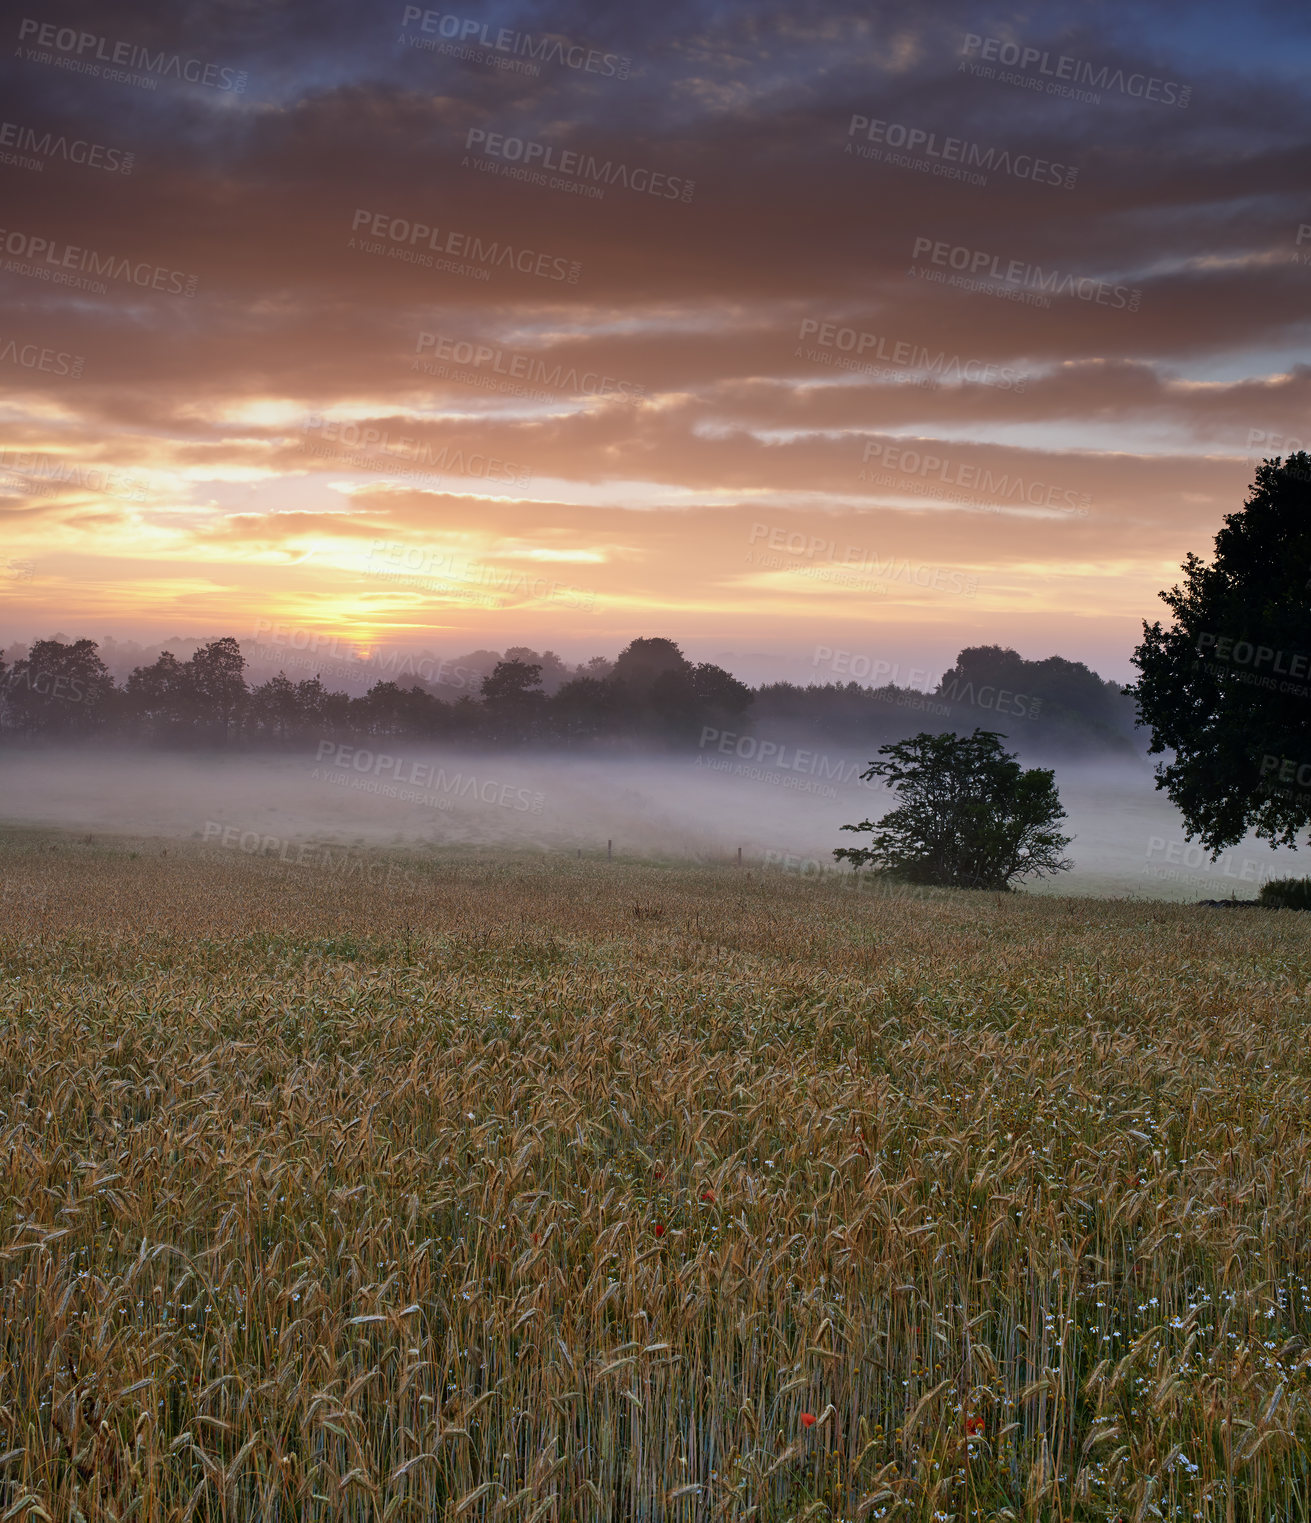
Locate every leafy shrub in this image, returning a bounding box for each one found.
[1258,877,1311,910]
[834,728,1073,891]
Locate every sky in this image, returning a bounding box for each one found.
[2,0,1309,687]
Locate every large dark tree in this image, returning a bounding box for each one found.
[2,638,115,735]
[246,672,300,742]
[504,646,572,695]
[122,649,192,738]
[1126,454,1311,851]
[480,659,546,743]
[608,637,751,744]
[188,637,247,742]
[352,681,444,738]
[834,728,1073,890]
[122,639,248,743]
[610,637,690,696]
[936,646,1134,748]
[689,661,753,727]
[551,675,618,741]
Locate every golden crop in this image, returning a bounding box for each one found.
[2,827,1311,1520]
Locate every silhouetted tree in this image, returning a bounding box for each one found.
[504,646,572,694]
[352,681,445,738]
[2,638,114,736]
[481,659,546,743]
[611,637,690,696]
[1127,455,1311,851]
[933,646,1134,746]
[604,638,751,745]
[551,675,619,741]
[246,671,300,742]
[319,684,355,735]
[690,661,753,727]
[123,650,192,739]
[295,676,330,730]
[188,637,247,742]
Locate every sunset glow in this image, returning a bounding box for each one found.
[2,3,1308,685]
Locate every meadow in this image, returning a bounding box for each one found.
[2,827,1311,1520]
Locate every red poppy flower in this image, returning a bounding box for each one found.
[654,1223,666,1237]
[966,1416,983,1436]
[531,1232,540,1245]
[700,1189,715,1202]
[653,1169,664,1181]
[800,1412,816,1429]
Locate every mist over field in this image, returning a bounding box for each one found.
[0,744,1301,900]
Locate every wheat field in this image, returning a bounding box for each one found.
[2,828,1311,1521]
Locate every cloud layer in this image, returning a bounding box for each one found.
[3,0,1309,679]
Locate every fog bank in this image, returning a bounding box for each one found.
[0,745,1303,900]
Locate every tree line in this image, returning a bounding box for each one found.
[0,636,752,747]
[0,631,1138,751]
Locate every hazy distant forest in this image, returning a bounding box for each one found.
[0,633,1139,752]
